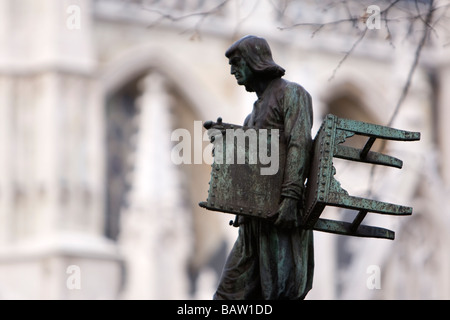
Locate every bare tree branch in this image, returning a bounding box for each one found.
[381,0,402,15]
[329,28,368,81]
[387,0,434,127]
[381,0,403,48]
[142,0,230,37]
[143,0,229,22]
[365,0,435,198]
[278,18,360,36]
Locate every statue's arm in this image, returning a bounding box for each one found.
[273,84,313,228]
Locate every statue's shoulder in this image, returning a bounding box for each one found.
[274,78,310,99]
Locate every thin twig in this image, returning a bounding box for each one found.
[143,0,230,35]
[387,0,434,126]
[366,0,435,198]
[381,0,402,15]
[278,18,360,33]
[329,27,368,81]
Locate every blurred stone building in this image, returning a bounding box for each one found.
[0,0,449,299]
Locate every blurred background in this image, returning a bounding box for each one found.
[0,0,449,299]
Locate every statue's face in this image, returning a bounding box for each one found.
[228,53,254,86]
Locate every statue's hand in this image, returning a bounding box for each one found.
[204,118,224,145]
[267,197,301,229]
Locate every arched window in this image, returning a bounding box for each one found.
[327,95,384,152]
[105,76,141,240]
[103,68,230,298]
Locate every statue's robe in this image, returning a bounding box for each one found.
[214,77,315,300]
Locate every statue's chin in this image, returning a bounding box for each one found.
[244,85,255,92]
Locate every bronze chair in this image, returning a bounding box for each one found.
[199,114,420,240]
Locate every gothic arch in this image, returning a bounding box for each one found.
[99,45,231,297]
[320,73,391,125]
[99,44,223,120]
[99,44,213,241]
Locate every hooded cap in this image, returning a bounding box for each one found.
[225,35,285,78]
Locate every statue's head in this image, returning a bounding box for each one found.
[225,35,285,89]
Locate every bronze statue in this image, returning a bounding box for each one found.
[199,35,421,300]
[212,35,315,300]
